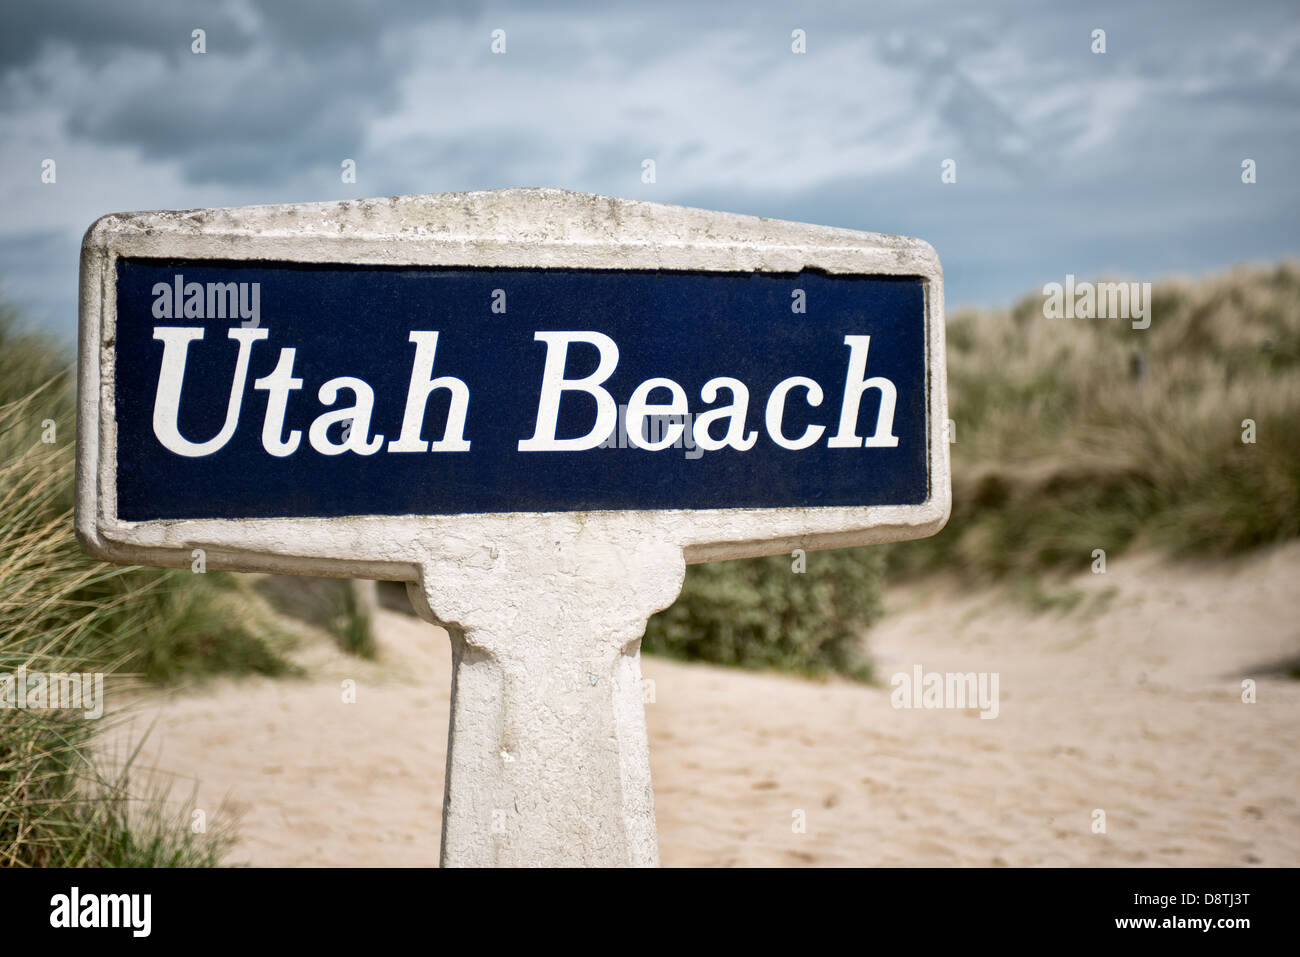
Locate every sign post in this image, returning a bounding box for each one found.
[77,189,950,866]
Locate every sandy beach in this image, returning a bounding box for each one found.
[104,543,1300,867]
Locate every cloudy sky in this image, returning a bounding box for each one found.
[2,0,1297,339]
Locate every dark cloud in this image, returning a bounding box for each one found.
[4,0,481,185]
[65,50,393,185]
[247,0,478,52]
[0,0,479,74]
[0,1,251,76]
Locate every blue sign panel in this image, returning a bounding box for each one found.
[112,260,928,520]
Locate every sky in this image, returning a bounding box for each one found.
[1,0,1297,340]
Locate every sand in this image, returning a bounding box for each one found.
[103,543,1300,867]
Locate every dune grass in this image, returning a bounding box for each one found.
[643,549,882,680]
[253,575,379,659]
[884,262,1300,581]
[331,580,379,659]
[0,305,290,867]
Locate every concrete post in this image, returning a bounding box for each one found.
[407,529,685,867]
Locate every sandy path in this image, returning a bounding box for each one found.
[106,544,1300,866]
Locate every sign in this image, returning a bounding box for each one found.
[112,262,927,520]
[77,190,950,866]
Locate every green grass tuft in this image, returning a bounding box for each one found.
[644,549,882,680]
[0,304,291,867]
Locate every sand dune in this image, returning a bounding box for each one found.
[105,543,1300,867]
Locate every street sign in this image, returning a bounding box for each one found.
[77,189,950,866]
[112,262,928,520]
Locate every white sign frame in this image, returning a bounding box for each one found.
[78,188,948,576]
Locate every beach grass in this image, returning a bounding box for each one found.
[884,261,1300,581]
[0,307,288,867]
